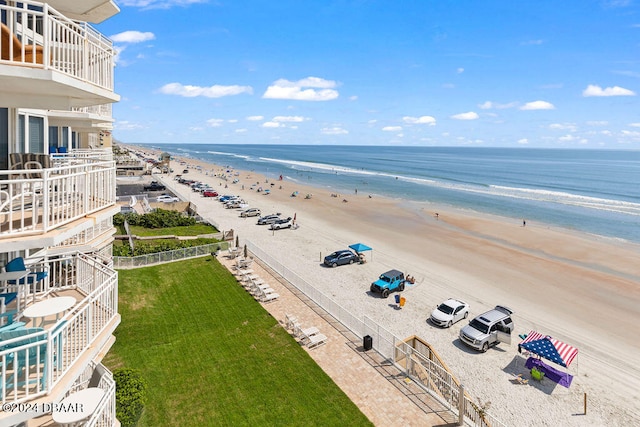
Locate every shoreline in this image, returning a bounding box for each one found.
[124,144,640,426]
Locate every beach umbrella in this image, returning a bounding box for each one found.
[235,235,239,248]
[244,244,248,258]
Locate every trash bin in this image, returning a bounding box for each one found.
[394,294,400,304]
[363,335,373,351]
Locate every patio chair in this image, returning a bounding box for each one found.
[5,257,48,286]
[294,325,320,341]
[0,327,48,391]
[307,333,328,349]
[285,314,298,330]
[260,291,279,303]
[1,23,44,64]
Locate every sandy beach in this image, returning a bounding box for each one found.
[124,146,640,426]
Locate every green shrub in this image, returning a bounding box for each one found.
[114,368,147,427]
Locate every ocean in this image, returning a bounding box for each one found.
[144,144,640,244]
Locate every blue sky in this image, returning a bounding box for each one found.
[97,0,640,147]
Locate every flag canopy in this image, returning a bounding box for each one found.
[519,331,578,368]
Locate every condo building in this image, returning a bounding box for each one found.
[1,1,121,425]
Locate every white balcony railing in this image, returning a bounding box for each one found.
[71,103,113,118]
[1,155,116,237]
[0,1,115,91]
[0,253,119,404]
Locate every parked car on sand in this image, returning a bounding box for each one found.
[203,190,219,197]
[323,250,359,267]
[270,217,293,230]
[430,299,469,328]
[257,214,281,225]
[370,270,405,298]
[459,305,514,352]
[240,208,261,218]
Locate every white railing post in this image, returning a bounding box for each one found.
[458,383,465,426]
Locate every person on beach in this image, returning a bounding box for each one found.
[523,219,526,227]
[435,213,439,220]
[355,188,358,195]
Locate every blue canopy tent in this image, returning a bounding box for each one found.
[349,243,372,261]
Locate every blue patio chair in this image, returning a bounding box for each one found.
[5,257,47,286]
[57,146,68,154]
[0,327,47,391]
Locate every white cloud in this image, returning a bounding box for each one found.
[586,121,609,126]
[159,83,253,98]
[119,0,206,10]
[235,129,247,133]
[349,95,358,101]
[227,119,238,123]
[549,123,577,132]
[262,77,339,101]
[456,67,464,74]
[321,127,349,135]
[629,123,640,127]
[478,101,518,110]
[110,31,155,43]
[517,138,529,144]
[206,119,224,127]
[272,116,306,122]
[402,116,436,125]
[559,134,580,142]
[520,100,555,110]
[115,120,145,130]
[451,111,479,120]
[262,122,282,128]
[582,84,636,97]
[368,119,378,125]
[246,116,264,121]
[382,126,403,132]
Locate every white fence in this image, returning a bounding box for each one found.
[113,242,230,269]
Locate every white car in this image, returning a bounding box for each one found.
[240,208,261,218]
[270,217,293,230]
[156,195,179,203]
[429,298,469,328]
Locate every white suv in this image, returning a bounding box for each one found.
[459,306,514,352]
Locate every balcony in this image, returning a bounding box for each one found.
[0,252,119,413]
[0,154,116,240]
[0,1,119,109]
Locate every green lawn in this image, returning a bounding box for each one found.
[106,257,372,427]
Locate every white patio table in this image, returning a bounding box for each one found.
[22,296,75,327]
[52,387,106,425]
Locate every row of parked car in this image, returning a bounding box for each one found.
[321,251,515,353]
